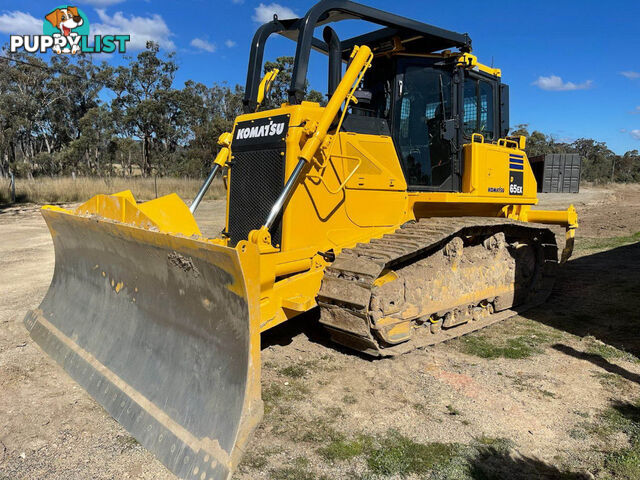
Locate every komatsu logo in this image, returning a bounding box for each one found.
[232,114,290,149]
[235,120,285,140]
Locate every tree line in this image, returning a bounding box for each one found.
[0,42,323,180]
[510,125,640,184]
[0,42,637,183]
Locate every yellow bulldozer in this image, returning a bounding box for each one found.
[24,1,578,478]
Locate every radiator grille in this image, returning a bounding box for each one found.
[227,148,284,247]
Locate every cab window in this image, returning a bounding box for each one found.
[463,78,495,139]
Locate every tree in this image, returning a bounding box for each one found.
[110,42,177,176]
[262,56,326,109]
[570,138,615,183]
[617,150,640,183]
[0,48,105,177]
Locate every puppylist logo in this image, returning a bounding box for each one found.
[10,5,130,55]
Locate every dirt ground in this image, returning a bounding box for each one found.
[1,184,639,480]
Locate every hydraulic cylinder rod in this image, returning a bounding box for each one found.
[265,159,306,229]
[190,164,220,214]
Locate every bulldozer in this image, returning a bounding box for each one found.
[24,1,578,479]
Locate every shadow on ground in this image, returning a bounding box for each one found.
[468,447,592,480]
[552,343,640,384]
[260,308,330,350]
[259,308,378,360]
[610,399,640,425]
[527,242,640,358]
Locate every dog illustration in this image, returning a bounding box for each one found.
[45,7,84,54]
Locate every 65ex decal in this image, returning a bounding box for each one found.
[509,153,524,195]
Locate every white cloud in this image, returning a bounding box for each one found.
[532,75,593,91]
[190,38,216,53]
[224,39,236,48]
[0,11,41,35]
[621,71,640,80]
[631,130,640,140]
[82,0,126,6]
[93,9,175,50]
[252,3,297,23]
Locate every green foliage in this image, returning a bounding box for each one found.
[577,232,640,252]
[0,42,244,181]
[270,457,329,480]
[278,365,307,378]
[365,430,460,475]
[342,394,357,405]
[446,404,462,416]
[262,56,327,109]
[583,335,640,363]
[599,401,640,479]
[605,448,640,480]
[457,334,543,359]
[262,380,310,415]
[318,434,372,461]
[474,436,513,452]
[116,434,139,452]
[237,450,268,470]
[454,319,561,360]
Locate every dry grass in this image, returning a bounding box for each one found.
[0,176,225,205]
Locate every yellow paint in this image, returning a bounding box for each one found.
[213,133,232,168]
[255,69,279,109]
[457,53,502,77]
[373,269,399,287]
[65,190,201,237]
[460,142,537,202]
[115,282,124,293]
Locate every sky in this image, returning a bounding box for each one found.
[0,0,639,154]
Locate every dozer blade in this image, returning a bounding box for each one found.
[24,192,262,480]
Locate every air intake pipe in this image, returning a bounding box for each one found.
[323,26,342,98]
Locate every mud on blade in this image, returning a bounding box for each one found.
[24,207,261,480]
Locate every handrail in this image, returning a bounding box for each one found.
[497,137,519,149]
[471,133,485,143]
[307,154,362,194]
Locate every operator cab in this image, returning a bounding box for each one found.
[347,52,505,191]
[242,0,509,193]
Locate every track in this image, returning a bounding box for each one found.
[318,217,562,356]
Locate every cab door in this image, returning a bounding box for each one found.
[391,57,461,192]
[462,72,500,143]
